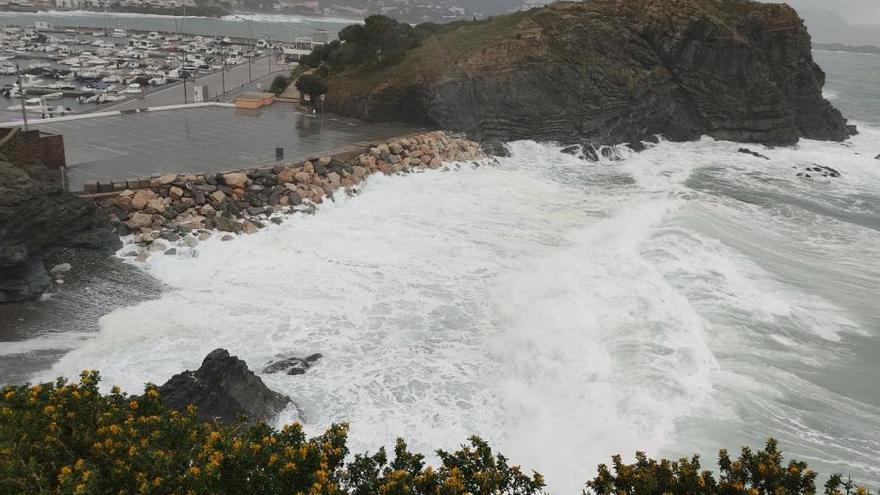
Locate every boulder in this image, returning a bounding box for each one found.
[277,169,295,183]
[131,190,157,210]
[215,216,242,233]
[126,212,154,230]
[169,186,185,200]
[50,263,72,274]
[243,221,259,234]
[158,349,291,424]
[157,174,177,186]
[146,198,166,213]
[223,173,249,189]
[209,190,226,205]
[738,148,771,160]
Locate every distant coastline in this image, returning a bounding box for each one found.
[813,42,880,54]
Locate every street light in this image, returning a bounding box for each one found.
[15,64,28,130]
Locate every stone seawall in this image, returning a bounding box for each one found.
[90,131,487,261]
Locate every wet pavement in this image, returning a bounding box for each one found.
[27,104,427,191]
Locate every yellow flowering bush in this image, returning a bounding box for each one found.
[585,438,875,495]
[1,372,542,494]
[1,373,874,495]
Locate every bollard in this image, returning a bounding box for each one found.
[276,147,284,161]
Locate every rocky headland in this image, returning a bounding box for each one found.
[322,0,854,149]
[0,159,121,303]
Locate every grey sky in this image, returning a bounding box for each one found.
[760,0,880,45]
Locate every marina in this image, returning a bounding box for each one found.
[0,19,328,123]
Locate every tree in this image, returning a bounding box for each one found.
[295,74,328,105]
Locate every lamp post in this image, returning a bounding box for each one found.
[182,47,188,104]
[15,65,28,130]
[220,51,226,95]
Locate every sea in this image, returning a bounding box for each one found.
[2,48,880,493]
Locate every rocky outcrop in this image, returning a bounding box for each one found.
[0,160,120,302]
[325,0,852,147]
[158,349,291,424]
[101,131,486,261]
[263,353,322,376]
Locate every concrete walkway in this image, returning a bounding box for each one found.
[25,103,427,191]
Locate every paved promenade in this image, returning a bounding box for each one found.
[28,104,427,191]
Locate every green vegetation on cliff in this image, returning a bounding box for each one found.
[309,1,851,147]
[1,372,875,494]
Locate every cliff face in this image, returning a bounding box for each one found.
[0,160,120,302]
[324,0,852,147]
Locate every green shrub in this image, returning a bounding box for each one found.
[295,74,329,104]
[303,15,440,73]
[1,373,875,495]
[269,75,290,95]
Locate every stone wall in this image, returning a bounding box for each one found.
[0,128,67,169]
[92,131,488,261]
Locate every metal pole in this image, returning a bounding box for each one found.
[182,47,188,104]
[247,20,253,82]
[221,51,226,94]
[268,35,271,74]
[15,64,28,130]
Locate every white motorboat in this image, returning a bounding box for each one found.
[42,91,63,100]
[121,83,142,94]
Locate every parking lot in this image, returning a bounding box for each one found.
[31,104,426,191]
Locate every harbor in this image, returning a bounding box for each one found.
[0,19,329,123]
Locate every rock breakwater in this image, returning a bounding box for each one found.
[93,131,486,260]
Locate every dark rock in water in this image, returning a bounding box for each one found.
[263,353,322,376]
[0,160,120,302]
[875,154,880,160]
[626,140,647,153]
[805,164,841,178]
[481,142,510,157]
[847,124,859,136]
[583,144,600,162]
[270,217,283,225]
[161,231,180,242]
[738,148,770,160]
[159,349,291,424]
[163,248,177,256]
[0,256,52,302]
[560,145,581,156]
[600,146,620,161]
[324,0,850,147]
[215,215,241,234]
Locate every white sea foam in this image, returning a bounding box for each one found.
[33,128,880,491]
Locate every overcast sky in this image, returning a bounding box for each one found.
[759,0,880,45]
[777,0,880,25]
